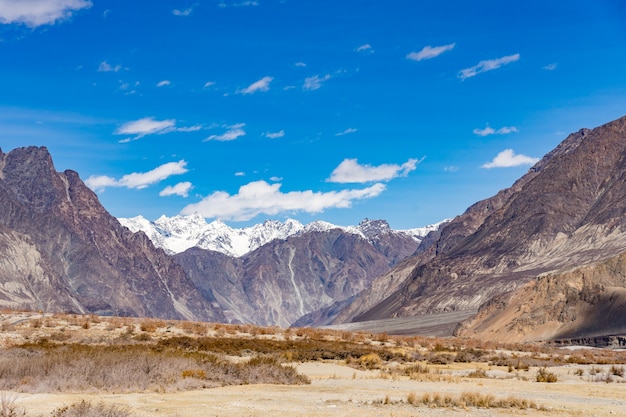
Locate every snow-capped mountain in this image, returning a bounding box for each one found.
[118,214,448,258]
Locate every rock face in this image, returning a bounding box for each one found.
[0,146,225,322]
[340,115,626,340]
[174,224,422,327]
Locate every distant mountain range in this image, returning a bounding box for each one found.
[119,214,444,257]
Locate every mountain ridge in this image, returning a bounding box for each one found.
[119,214,445,258]
[340,115,626,341]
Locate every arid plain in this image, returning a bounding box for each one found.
[1,312,624,417]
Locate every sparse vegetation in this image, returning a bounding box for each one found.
[536,367,558,383]
[406,391,540,409]
[0,311,625,416]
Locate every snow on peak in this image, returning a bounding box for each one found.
[118,214,448,257]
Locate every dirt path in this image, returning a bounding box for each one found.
[9,362,626,417]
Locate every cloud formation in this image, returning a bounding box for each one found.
[303,74,331,91]
[156,80,171,87]
[335,128,357,136]
[85,161,189,192]
[205,123,246,141]
[264,130,284,139]
[458,53,520,80]
[180,180,386,221]
[327,158,419,183]
[115,117,201,142]
[356,44,374,53]
[406,43,455,61]
[98,61,122,73]
[160,181,193,197]
[237,76,273,94]
[0,0,91,27]
[473,125,519,136]
[173,6,195,16]
[481,149,539,168]
[543,63,558,71]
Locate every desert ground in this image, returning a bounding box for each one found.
[1,312,624,417]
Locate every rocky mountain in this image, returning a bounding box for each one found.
[173,220,433,327]
[119,214,442,257]
[0,146,225,322]
[337,115,626,342]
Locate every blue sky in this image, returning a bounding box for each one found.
[1,0,626,229]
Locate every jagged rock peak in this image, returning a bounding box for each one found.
[357,218,391,238]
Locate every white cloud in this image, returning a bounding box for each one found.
[356,44,374,53]
[204,81,216,88]
[444,166,459,172]
[116,117,175,138]
[180,180,386,221]
[237,76,273,94]
[294,62,307,67]
[85,161,189,192]
[406,43,455,61]
[160,181,193,197]
[0,0,92,27]
[98,61,122,73]
[173,6,194,16]
[458,53,520,80]
[328,158,420,184]
[205,123,246,141]
[218,1,258,7]
[543,63,558,71]
[115,117,201,141]
[303,74,331,91]
[235,172,245,177]
[156,80,171,87]
[335,128,357,136]
[481,149,539,169]
[264,130,284,139]
[473,125,518,136]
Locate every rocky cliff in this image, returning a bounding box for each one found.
[0,146,225,321]
[341,115,626,341]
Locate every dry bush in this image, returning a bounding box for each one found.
[610,365,624,377]
[0,342,308,393]
[535,367,558,383]
[427,353,454,364]
[51,400,134,417]
[356,353,382,370]
[409,391,539,410]
[466,368,488,378]
[0,395,26,417]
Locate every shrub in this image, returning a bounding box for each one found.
[357,353,382,370]
[467,368,488,378]
[51,400,134,417]
[610,365,624,377]
[536,367,558,383]
[0,395,26,417]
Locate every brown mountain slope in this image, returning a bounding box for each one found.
[0,146,225,321]
[347,115,626,339]
[175,227,420,327]
[456,251,626,342]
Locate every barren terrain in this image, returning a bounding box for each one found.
[1,312,624,417]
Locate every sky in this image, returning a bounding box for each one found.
[1,0,626,229]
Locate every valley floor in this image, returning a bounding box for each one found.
[9,360,626,417]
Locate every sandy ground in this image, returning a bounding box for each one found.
[8,361,626,417]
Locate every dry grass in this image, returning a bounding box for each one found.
[407,391,540,410]
[0,341,308,393]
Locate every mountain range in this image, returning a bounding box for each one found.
[2,115,626,343]
[118,214,442,257]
